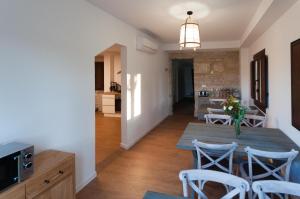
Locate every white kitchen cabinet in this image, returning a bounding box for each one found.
[95,91,103,111]
[102,94,115,114]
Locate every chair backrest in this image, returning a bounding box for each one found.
[209,98,226,105]
[245,109,259,115]
[192,140,238,174]
[207,108,224,114]
[252,180,300,199]
[179,169,250,199]
[241,114,266,128]
[204,114,232,125]
[245,147,299,181]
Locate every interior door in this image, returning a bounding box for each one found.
[95,62,104,91]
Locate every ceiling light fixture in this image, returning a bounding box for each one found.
[179,11,201,51]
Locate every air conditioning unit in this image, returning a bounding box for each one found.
[136,36,158,54]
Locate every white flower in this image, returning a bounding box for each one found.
[228,106,233,110]
[223,106,227,110]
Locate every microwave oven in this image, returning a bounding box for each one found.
[0,142,34,191]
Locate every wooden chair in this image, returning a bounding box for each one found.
[192,140,237,174]
[240,147,299,199]
[179,169,250,199]
[204,114,232,125]
[252,180,300,199]
[240,114,266,128]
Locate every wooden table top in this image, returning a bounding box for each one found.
[176,123,299,154]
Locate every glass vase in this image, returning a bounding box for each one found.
[234,119,241,138]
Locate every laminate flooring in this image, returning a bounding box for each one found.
[77,100,225,199]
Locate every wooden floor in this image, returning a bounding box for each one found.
[95,112,121,165]
[77,100,225,199]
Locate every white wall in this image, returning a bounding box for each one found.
[240,1,300,146]
[104,54,114,92]
[124,48,170,148]
[103,53,121,91]
[113,54,122,85]
[0,0,170,192]
[240,48,251,106]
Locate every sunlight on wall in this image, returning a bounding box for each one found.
[127,74,131,120]
[134,74,141,117]
[127,73,142,120]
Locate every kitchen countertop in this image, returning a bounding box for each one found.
[102,92,121,95]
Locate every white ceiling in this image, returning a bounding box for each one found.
[87,0,262,43]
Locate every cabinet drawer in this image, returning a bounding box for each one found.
[102,94,115,99]
[26,158,74,199]
[102,106,115,114]
[102,98,115,106]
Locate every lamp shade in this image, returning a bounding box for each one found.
[179,22,201,48]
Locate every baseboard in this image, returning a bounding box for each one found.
[120,142,130,150]
[76,170,97,193]
[120,115,169,150]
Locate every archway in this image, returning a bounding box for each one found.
[94,44,127,170]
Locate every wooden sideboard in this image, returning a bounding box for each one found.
[0,150,75,199]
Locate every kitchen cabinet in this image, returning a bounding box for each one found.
[31,175,73,199]
[102,93,116,114]
[0,184,25,199]
[0,150,75,199]
[95,91,103,111]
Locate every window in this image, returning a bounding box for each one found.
[251,49,268,112]
[291,39,300,130]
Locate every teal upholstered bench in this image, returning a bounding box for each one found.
[143,191,188,199]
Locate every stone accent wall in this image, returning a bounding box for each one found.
[169,50,240,92]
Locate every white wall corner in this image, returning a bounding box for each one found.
[239,48,251,106]
[76,170,97,193]
[121,115,169,150]
[241,0,274,46]
[241,0,298,47]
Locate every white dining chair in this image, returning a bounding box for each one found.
[240,147,299,199]
[245,109,259,115]
[252,180,300,199]
[204,114,232,125]
[240,114,266,128]
[192,140,238,174]
[179,169,250,199]
[209,98,226,105]
[207,108,224,114]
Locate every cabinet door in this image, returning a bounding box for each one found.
[0,184,25,199]
[33,175,74,199]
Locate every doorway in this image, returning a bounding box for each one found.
[172,59,195,115]
[94,44,125,171]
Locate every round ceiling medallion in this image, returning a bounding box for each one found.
[169,2,210,20]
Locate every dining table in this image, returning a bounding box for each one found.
[176,123,300,183]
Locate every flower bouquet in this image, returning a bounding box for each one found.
[223,96,246,137]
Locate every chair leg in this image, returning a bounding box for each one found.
[192,150,197,169]
[248,187,253,199]
[234,164,240,176]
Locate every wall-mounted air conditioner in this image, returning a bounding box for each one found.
[136,36,158,54]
